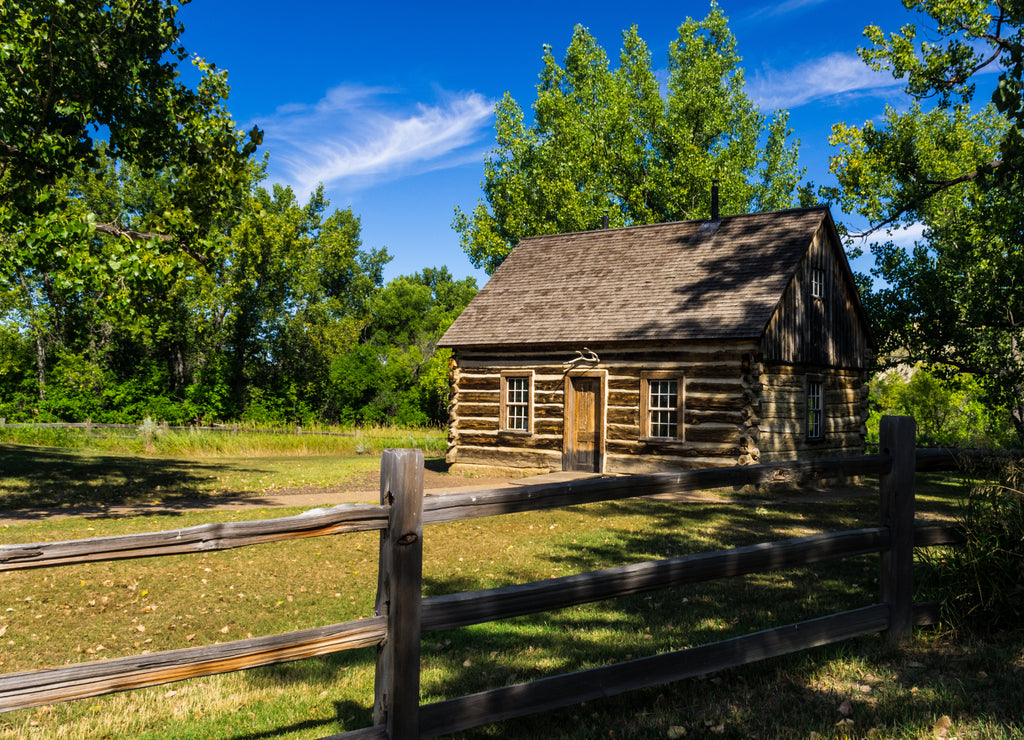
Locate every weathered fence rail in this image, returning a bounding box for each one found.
[0,416,968,739]
[0,503,388,569]
[0,617,387,712]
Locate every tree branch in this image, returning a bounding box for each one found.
[92,222,174,243]
[925,10,1010,96]
[92,222,209,267]
[849,157,1004,239]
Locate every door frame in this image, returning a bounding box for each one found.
[562,370,606,473]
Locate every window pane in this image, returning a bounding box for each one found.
[648,379,678,438]
[811,268,825,298]
[807,380,823,439]
[506,377,529,431]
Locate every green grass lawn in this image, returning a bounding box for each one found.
[0,443,384,510]
[0,424,446,511]
[0,445,1021,739]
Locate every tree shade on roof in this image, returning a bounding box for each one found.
[441,206,842,348]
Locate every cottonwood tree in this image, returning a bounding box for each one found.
[0,0,262,407]
[453,5,803,273]
[0,0,261,395]
[330,268,477,425]
[828,0,1024,441]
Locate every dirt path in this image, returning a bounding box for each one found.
[0,467,878,525]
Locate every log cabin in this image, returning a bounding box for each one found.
[439,205,874,475]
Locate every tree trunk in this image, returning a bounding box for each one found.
[1010,329,1024,446]
[16,271,47,400]
[33,333,46,401]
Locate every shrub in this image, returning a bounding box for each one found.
[867,365,1014,448]
[919,455,1024,633]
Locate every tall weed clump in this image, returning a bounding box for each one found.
[920,456,1024,632]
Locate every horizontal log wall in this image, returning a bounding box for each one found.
[447,343,757,474]
[755,362,869,462]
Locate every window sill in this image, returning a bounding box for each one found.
[640,436,686,446]
[499,429,533,437]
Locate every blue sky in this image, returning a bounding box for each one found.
[178,0,936,286]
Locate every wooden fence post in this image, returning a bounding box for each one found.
[374,448,424,739]
[879,415,916,644]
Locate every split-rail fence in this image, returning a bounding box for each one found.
[0,416,964,738]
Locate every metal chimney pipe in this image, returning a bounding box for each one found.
[711,179,720,221]
[602,212,609,229]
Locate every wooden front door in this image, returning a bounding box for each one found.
[564,375,602,472]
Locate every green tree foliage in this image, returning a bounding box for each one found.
[854,0,1024,208]
[829,0,1024,441]
[330,268,477,425]
[453,5,803,273]
[0,3,472,428]
[0,152,478,426]
[867,365,1014,447]
[0,0,262,286]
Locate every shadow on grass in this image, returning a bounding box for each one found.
[231,651,376,739]
[416,631,1024,739]
[215,699,371,740]
[0,443,269,514]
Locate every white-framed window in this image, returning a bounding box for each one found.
[807,377,824,440]
[500,371,533,433]
[641,371,684,441]
[810,267,825,299]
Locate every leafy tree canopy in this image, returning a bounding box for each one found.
[0,0,262,293]
[827,0,1024,231]
[330,268,477,426]
[453,4,804,273]
[827,0,1024,441]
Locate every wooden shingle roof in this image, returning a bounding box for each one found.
[441,206,838,348]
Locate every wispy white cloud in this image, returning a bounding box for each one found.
[851,221,928,253]
[747,52,905,110]
[747,0,831,20]
[254,84,494,196]
[885,222,928,249]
